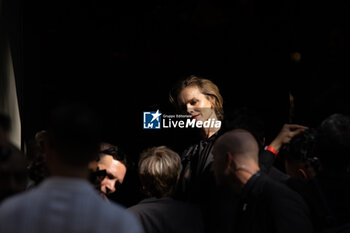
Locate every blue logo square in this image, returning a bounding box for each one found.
[143,110,161,129]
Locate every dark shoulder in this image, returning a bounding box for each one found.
[259,173,307,204]
[129,197,201,214]
[0,188,37,219]
[286,177,312,196]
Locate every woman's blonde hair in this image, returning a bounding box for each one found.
[169,75,224,120]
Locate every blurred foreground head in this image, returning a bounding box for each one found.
[45,103,101,170]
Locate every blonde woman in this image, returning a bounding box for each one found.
[169,75,223,202]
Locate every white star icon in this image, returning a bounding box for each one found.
[151,110,161,122]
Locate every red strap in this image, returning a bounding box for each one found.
[264,146,278,158]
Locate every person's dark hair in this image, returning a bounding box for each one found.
[285,129,319,171]
[315,113,350,172]
[47,103,101,166]
[138,146,182,198]
[100,142,128,167]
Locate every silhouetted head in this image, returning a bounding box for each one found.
[284,129,318,179]
[315,113,350,173]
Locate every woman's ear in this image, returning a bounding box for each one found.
[296,168,308,179]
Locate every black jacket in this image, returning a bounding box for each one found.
[179,133,217,203]
[287,172,350,233]
[128,197,204,233]
[234,171,314,233]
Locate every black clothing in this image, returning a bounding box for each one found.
[177,132,220,233]
[267,166,290,183]
[259,150,275,173]
[128,197,204,233]
[179,133,217,202]
[235,171,313,233]
[260,150,290,183]
[287,172,350,233]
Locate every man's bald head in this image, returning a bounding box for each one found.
[214,129,259,163]
[212,129,260,191]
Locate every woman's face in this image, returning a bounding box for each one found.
[179,85,216,122]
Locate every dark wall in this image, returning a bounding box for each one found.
[23,0,350,159]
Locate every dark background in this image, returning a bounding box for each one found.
[18,0,350,160]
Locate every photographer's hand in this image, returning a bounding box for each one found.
[268,124,308,153]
